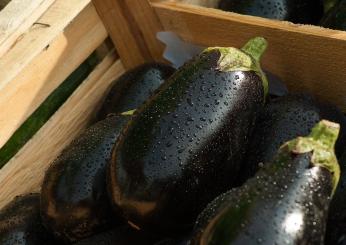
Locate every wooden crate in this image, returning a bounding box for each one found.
[0,0,125,208]
[0,0,345,209]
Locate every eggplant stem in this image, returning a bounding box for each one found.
[241,37,268,63]
[284,120,340,195]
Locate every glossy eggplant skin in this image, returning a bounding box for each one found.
[218,0,324,24]
[326,152,346,245]
[321,0,346,31]
[41,115,130,243]
[97,63,176,120]
[191,121,339,245]
[154,236,189,245]
[192,154,333,245]
[0,194,57,245]
[74,226,156,245]
[108,41,267,233]
[238,94,346,185]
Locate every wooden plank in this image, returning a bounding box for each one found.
[125,0,165,62]
[93,0,166,68]
[153,1,346,111]
[175,0,218,8]
[0,2,107,148]
[92,0,150,69]
[0,0,55,57]
[0,0,91,92]
[0,55,125,209]
[94,37,116,59]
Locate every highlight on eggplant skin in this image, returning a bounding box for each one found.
[0,193,58,245]
[107,37,269,233]
[40,115,130,243]
[190,120,340,245]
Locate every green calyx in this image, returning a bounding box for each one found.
[283,120,340,195]
[120,109,136,116]
[203,37,269,99]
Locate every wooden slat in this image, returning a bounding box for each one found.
[0,2,107,148]
[0,0,91,92]
[175,0,218,8]
[0,54,125,209]
[0,0,55,57]
[92,0,149,69]
[153,1,346,111]
[125,0,165,62]
[92,0,165,69]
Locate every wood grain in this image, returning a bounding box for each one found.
[92,0,150,69]
[0,0,55,57]
[0,2,107,148]
[175,0,218,8]
[0,0,91,92]
[92,0,165,69]
[125,0,165,62]
[153,1,346,111]
[0,54,125,209]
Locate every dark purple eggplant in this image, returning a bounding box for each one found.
[218,0,324,24]
[73,225,156,245]
[154,236,189,245]
[326,150,346,244]
[191,120,340,245]
[107,37,268,233]
[41,115,130,243]
[0,194,57,245]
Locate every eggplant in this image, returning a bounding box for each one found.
[41,115,130,243]
[326,150,346,244]
[238,93,346,185]
[108,37,268,233]
[265,70,288,98]
[154,239,187,245]
[97,63,175,120]
[191,120,340,245]
[321,0,346,30]
[0,194,57,245]
[153,231,191,245]
[154,236,190,245]
[218,0,324,25]
[74,226,156,245]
